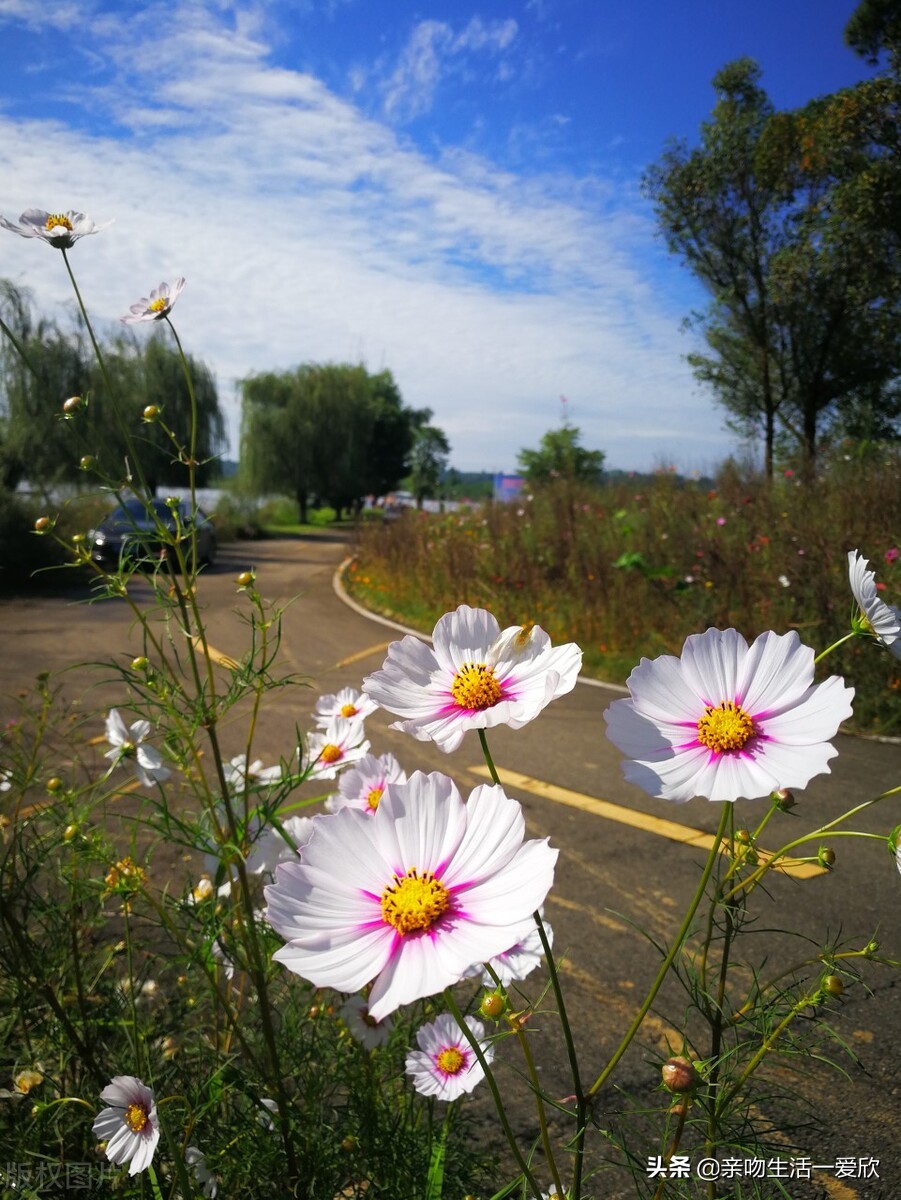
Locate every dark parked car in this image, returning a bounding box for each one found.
[88,498,217,572]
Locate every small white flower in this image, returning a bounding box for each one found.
[104,709,171,788]
[848,549,901,658]
[324,752,407,815]
[0,769,11,792]
[405,1013,493,1100]
[223,754,283,793]
[0,207,111,248]
[313,687,378,727]
[185,1146,219,1198]
[121,278,186,324]
[92,1075,160,1176]
[778,574,790,588]
[340,995,394,1049]
[305,716,370,780]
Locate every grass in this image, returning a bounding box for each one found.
[346,452,901,734]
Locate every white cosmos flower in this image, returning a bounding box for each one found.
[340,994,394,1049]
[305,716,370,780]
[0,208,111,248]
[121,278,186,324]
[185,1146,219,1198]
[405,1013,493,1101]
[91,1075,160,1176]
[848,549,901,658]
[324,752,407,815]
[464,916,552,987]
[0,769,11,792]
[104,709,171,787]
[223,754,283,793]
[604,628,854,803]
[313,687,378,727]
[264,771,557,1020]
[362,605,582,753]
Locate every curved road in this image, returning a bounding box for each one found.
[3,534,900,1197]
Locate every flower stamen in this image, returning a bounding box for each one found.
[319,744,342,764]
[45,213,73,232]
[340,703,358,717]
[380,868,450,936]
[366,787,383,811]
[436,1046,466,1075]
[124,1102,149,1133]
[450,662,502,711]
[697,701,755,754]
[148,297,168,313]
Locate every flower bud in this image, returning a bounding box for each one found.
[34,516,52,533]
[46,777,63,794]
[864,939,880,956]
[736,828,752,844]
[71,532,86,546]
[131,656,150,671]
[772,788,795,810]
[341,1136,358,1154]
[165,495,179,509]
[79,455,96,471]
[818,847,836,869]
[63,824,78,842]
[142,404,160,422]
[479,990,506,1020]
[62,395,83,417]
[236,570,255,588]
[822,974,844,997]
[661,1056,700,1094]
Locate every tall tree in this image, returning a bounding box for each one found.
[517,422,605,486]
[644,57,901,478]
[407,423,450,508]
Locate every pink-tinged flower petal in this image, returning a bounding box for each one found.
[92,1075,159,1176]
[605,626,853,803]
[849,550,901,657]
[265,772,557,1018]
[405,1012,492,1100]
[0,208,111,247]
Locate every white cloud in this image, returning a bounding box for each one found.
[0,0,728,474]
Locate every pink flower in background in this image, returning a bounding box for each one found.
[121,278,185,324]
[325,751,407,814]
[265,771,557,1019]
[716,517,727,527]
[604,627,854,803]
[305,716,370,780]
[885,548,899,564]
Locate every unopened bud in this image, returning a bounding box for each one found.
[63,824,78,842]
[818,847,836,868]
[822,974,844,997]
[46,777,63,794]
[236,570,255,588]
[79,455,96,471]
[34,516,52,533]
[62,395,83,416]
[661,1056,699,1094]
[71,532,86,546]
[142,405,160,422]
[772,787,796,810]
[736,829,752,844]
[165,496,179,509]
[864,939,880,956]
[341,1136,358,1154]
[131,656,150,671]
[479,990,506,1020]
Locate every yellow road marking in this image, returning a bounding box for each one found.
[190,637,239,670]
[547,892,630,935]
[334,641,392,670]
[559,960,681,1049]
[471,766,825,879]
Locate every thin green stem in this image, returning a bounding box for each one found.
[587,804,731,1099]
[443,988,543,1199]
[478,728,501,785]
[813,631,857,664]
[507,1007,565,1199]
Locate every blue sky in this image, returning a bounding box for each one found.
[0,0,877,474]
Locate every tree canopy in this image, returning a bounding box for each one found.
[239,363,432,520]
[643,46,901,478]
[517,423,605,486]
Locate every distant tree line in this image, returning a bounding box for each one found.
[644,0,901,479]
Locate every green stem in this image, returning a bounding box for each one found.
[507,1007,565,1199]
[478,728,501,785]
[587,803,731,1099]
[813,631,857,664]
[443,988,543,1199]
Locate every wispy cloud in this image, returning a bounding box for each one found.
[0,1,723,473]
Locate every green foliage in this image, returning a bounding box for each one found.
[407,424,451,507]
[239,364,434,521]
[644,55,901,479]
[517,423,605,487]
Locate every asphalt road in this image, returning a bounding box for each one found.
[2,534,900,1198]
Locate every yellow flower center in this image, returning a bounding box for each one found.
[120,739,136,757]
[148,297,168,313]
[340,702,358,717]
[124,1102,149,1133]
[380,869,450,936]
[436,1046,465,1075]
[366,787,383,811]
[450,662,502,710]
[697,701,756,754]
[45,213,73,231]
[319,743,342,764]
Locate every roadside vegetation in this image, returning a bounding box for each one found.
[347,451,901,734]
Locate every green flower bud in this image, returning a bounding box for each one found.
[142,405,160,422]
[79,455,96,471]
[661,1056,700,1094]
[131,656,150,671]
[62,395,83,417]
[822,974,844,997]
[236,570,255,588]
[34,516,52,533]
[479,990,506,1020]
[46,777,63,794]
[818,847,836,868]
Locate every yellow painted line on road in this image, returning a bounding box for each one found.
[334,641,393,670]
[471,766,825,880]
[190,637,240,670]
